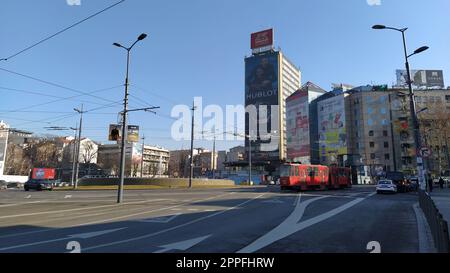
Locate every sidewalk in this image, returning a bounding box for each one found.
[430,187,450,224]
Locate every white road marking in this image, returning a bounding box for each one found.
[81,194,265,252]
[262,199,285,204]
[0,201,43,208]
[413,203,436,253]
[64,195,72,199]
[0,199,168,220]
[238,192,376,253]
[24,195,31,199]
[0,228,126,252]
[153,235,211,253]
[0,193,232,240]
[136,213,181,223]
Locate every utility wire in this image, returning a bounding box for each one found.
[0,68,120,104]
[0,85,122,115]
[0,0,126,61]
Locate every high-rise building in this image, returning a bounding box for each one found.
[286,82,326,164]
[245,29,301,172]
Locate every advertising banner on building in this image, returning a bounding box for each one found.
[108,124,122,141]
[317,95,348,165]
[109,125,139,143]
[286,90,310,163]
[251,29,274,50]
[32,168,56,180]
[127,125,140,143]
[396,70,444,89]
[245,52,279,162]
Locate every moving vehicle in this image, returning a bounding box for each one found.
[376,179,397,194]
[280,163,352,191]
[24,179,54,191]
[385,171,408,192]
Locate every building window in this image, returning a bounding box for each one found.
[380,108,387,115]
[384,142,389,148]
[385,154,390,160]
[383,130,388,137]
[371,153,376,160]
[446,95,450,103]
[368,119,374,126]
[369,131,374,137]
[370,142,375,148]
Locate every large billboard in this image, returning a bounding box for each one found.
[245,52,279,162]
[286,90,310,164]
[317,95,347,165]
[396,70,444,89]
[32,168,56,180]
[251,29,274,50]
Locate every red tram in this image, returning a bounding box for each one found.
[280,163,352,191]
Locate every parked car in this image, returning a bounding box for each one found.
[7,182,24,189]
[0,180,8,190]
[376,179,397,194]
[24,179,54,191]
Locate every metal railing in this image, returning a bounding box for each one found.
[419,189,450,253]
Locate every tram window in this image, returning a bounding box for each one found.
[295,167,299,176]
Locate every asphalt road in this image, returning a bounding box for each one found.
[0,186,430,253]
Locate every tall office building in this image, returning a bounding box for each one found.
[245,29,301,171]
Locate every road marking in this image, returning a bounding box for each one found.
[413,203,436,253]
[79,193,233,226]
[0,228,126,252]
[263,198,285,204]
[64,195,72,199]
[81,194,265,252]
[238,192,376,253]
[24,195,31,199]
[0,199,168,220]
[0,201,43,208]
[188,208,200,211]
[0,193,232,240]
[153,235,211,253]
[136,213,181,223]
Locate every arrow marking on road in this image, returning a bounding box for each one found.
[136,213,180,223]
[0,228,126,252]
[24,195,31,199]
[153,235,211,253]
[238,192,376,253]
[64,195,72,199]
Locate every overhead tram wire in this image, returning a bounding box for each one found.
[0,86,120,106]
[0,85,123,115]
[0,0,126,62]
[11,100,125,128]
[0,68,122,105]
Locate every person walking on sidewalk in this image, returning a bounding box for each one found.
[439,177,444,189]
[428,175,433,193]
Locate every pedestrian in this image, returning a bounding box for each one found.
[428,176,433,192]
[439,177,445,189]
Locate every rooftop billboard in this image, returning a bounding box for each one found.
[396,70,444,89]
[251,29,274,51]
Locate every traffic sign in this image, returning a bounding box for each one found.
[418,147,432,158]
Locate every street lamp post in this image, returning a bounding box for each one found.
[73,105,85,189]
[113,33,147,203]
[372,25,429,191]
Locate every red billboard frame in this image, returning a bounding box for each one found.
[251,29,274,49]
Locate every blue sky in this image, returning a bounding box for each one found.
[1,0,449,151]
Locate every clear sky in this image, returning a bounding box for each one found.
[1,0,449,151]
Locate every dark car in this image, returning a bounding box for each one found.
[24,179,54,191]
[385,171,408,193]
[0,180,8,190]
